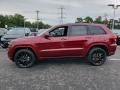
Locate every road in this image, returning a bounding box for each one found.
[0,47,120,90]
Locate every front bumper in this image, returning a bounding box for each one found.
[7,46,15,61]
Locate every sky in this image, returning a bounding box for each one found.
[0,0,120,25]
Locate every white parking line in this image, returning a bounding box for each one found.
[109,59,120,61]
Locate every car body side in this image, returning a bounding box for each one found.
[8,24,117,61]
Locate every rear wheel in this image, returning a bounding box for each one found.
[14,49,36,68]
[87,48,107,66]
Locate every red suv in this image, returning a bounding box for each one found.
[8,23,117,68]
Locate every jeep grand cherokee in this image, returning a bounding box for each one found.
[8,23,117,68]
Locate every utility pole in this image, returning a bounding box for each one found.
[103,13,108,25]
[24,17,27,29]
[24,17,27,36]
[59,7,65,24]
[36,10,40,30]
[108,4,120,30]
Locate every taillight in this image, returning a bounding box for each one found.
[118,36,120,38]
[109,38,117,44]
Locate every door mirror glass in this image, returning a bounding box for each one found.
[44,33,50,39]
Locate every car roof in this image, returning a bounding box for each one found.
[55,23,106,27]
[12,27,29,29]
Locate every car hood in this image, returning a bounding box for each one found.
[12,36,40,45]
[2,34,25,39]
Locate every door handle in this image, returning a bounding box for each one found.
[85,37,92,39]
[61,38,66,40]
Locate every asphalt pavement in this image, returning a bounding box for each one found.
[0,47,120,90]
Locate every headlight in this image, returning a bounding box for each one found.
[8,41,14,48]
[1,37,6,41]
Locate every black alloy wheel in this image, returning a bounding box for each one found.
[14,49,36,68]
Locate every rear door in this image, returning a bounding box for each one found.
[87,26,107,43]
[61,25,90,57]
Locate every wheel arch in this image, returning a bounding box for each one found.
[13,46,38,61]
[86,44,109,56]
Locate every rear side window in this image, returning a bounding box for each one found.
[70,26,88,36]
[88,26,106,35]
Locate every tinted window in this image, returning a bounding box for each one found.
[70,26,87,36]
[49,26,68,37]
[88,26,106,35]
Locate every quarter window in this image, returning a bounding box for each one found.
[70,26,88,36]
[88,26,106,35]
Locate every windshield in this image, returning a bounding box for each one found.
[37,29,49,36]
[6,28,29,35]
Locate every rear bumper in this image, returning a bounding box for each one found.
[108,44,117,56]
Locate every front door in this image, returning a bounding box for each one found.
[40,26,68,58]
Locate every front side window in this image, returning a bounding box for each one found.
[70,26,88,36]
[49,26,68,37]
[88,26,106,35]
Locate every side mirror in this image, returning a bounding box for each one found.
[44,34,50,39]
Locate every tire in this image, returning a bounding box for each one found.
[87,48,107,66]
[14,49,36,68]
[1,43,8,48]
[117,38,120,45]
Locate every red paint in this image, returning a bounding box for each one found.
[8,23,117,61]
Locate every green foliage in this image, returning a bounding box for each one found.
[75,17,83,23]
[84,16,93,23]
[0,14,51,29]
[94,16,102,23]
[76,16,120,29]
[0,15,6,27]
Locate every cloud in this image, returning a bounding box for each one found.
[0,0,120,25]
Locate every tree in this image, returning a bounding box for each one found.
[5,15,15,27]
[31,22,51,29]
[75,17,83,23]
[0,14,51,29]
[25,21,32,28]
[13,14,24,27]
[103,17,108,25]
[94,16,102,23]
[0,15,6,28]
[84,16,93,23]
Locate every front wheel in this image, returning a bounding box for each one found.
[14,49,36,68]
[87,48,107,66]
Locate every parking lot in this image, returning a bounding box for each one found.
[0,47,120,90]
